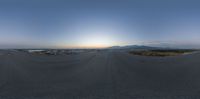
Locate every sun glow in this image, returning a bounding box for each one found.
[61,18,127,49]
[78,33,115,48]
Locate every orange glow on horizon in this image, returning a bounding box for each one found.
[68,45,110,49]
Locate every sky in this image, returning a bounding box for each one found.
[0,0,200,49]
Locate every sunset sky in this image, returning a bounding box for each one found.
[0,0,200,49]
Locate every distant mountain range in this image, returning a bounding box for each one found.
[108,45,162,50]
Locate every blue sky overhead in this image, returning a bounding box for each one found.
[0,0,200,48]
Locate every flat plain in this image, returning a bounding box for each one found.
[0,50,200,99]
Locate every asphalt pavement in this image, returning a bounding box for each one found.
[0,50,200,99]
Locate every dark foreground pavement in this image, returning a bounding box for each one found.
[0,50,200,99]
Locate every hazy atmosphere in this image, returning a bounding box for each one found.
[0,0,200,49]
[1,0,200,99]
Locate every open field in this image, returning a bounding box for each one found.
[0,49,200,99]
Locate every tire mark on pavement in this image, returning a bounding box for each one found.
[106,51,119,99]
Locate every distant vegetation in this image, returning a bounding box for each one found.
[129,49,197,57]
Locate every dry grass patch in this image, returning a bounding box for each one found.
[129,49,196,57]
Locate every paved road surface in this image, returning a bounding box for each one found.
[0,50,200,99]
